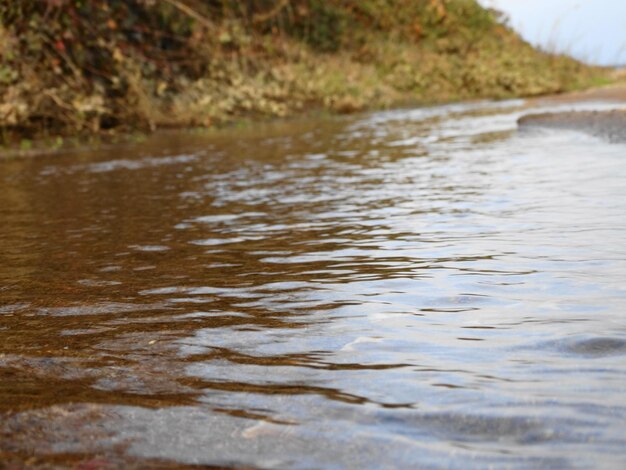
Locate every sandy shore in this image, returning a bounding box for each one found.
[518,109,626,143]
[518,83,626,142]
[530,81,626,105]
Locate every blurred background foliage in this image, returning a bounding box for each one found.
[0,0,605,143]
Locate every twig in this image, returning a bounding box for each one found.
[42,90,74,111]
[162,0,217,32]
[252,0,290,24]
[41,34,85,87]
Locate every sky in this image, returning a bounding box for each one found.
[478,0,626,66]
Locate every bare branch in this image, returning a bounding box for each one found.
[162,0,217,32]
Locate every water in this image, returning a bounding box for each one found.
[1,97,625,468]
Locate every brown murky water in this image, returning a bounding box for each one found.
[1,97,626,468]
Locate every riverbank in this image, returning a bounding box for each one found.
[0,1,611,152]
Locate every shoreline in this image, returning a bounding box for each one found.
[2,82,625,161]
[527,80,626,105]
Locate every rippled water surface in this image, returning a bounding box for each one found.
[1,97,626,468]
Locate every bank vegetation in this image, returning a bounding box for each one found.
[0,0,609,146]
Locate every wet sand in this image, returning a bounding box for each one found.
[519,84,626,142]
[518,109,626,143]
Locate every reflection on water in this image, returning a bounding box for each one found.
[1,98,626,468]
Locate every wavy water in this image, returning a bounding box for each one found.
[1,97,626,468]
